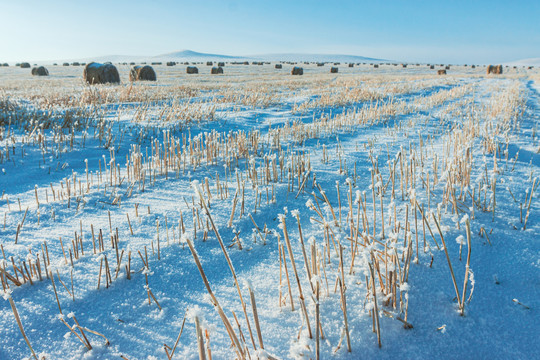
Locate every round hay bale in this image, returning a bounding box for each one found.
[130,65,156,81]
[430,65,435,69]
[437,69,447,75]
[291,67,303,75]
[317,63,324,67]
[166,62,176,66]
[275,64,282,69]
[402,64,407,68]
[151,62,162,65]
[63,63,69,66]
[374,64,379,68]
[472,65,476,68]
[206,61,213,66]
[72,62,80,66]
[20,62,31,68]
[31,66,49,76]
[348,63,354,68]
[487,64,503,75]
[186,66,199,74]
[217,62,225,67]
[243,61,249,65]
[211,66,224,74]
[2,63,8,67]
[445,65,450,70]
[83,62,120,84]
[330,67,338,73]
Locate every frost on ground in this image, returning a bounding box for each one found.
[0,64,539,359]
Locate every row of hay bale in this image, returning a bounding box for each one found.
[16,61,518,83]
[82,63,228,84]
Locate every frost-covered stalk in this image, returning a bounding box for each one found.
[50,270,62,314]
[192,181,257,351]
[293,212,313,293]
[339,246,351,352]
[280,214,312,337]
[368,259,382,348]
[246,282,264,349]
[432,213,462,308]
[5,293,38,360]
[185,237,243,359]
[460,218,472,315]
[195,316,207,360]
[523,178,536,230]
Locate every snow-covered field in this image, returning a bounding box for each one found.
[1,63,539,359]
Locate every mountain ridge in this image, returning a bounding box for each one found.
[43,49,388,64]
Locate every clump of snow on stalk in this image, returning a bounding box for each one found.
[400,282,410,292]
[254,349,271,360]
[460,214,469,224]
[456,235,466,245]
[242,279,253,291]
[291,209,299,218]
[1,288,12,300]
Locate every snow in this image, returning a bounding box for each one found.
[0,64,539,359]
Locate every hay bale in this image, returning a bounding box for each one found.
[151,62,162,65]
[291,67,303,75]
[186,66,198,74]
[217,62,225,67]
[487,64,503,75]
[2,63,8,67]
[430,65,435,69]
[445,65,450,70]
[275,64,282,69]
[166,62,176,66]
[437,69,447,75]
[330,67,338,73]
[349,63,354,68]
[206,61,213,66]
[20,62,31,68]
[83,62,120,84]
[317,63,324,67]
[130,65,157,81]
[72,62,80,66]
[211,66,223,74]
[402,64,407,68]
[243,61,249,65]
[31,66,49,76]
[374,64,379,68]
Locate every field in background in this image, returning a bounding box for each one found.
[1,63,539,359]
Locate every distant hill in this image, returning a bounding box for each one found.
[153,50,240,61]
[250,53,388,63]
[505,58,540,67]
[48,49,388,65]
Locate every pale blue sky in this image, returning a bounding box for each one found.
[1,0,538,63]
